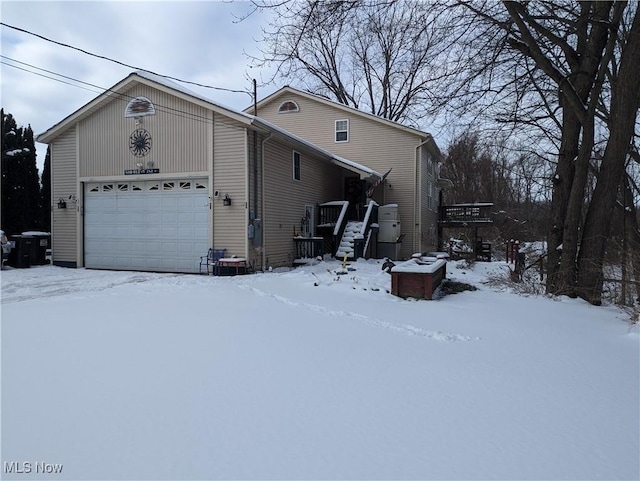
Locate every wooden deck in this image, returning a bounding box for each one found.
[439,203,494,226]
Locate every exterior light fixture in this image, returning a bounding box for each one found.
[223,194,232,206]
[57,198,67,209]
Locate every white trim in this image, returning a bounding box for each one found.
[277,100,300,113]
[124,96,156,118]
[335,119,349,143]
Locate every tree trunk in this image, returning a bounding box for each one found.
[623,180,640,303]
[546,110,579,294]
[577,9,640,304]
[555,2,615,297]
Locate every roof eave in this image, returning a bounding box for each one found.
[37,72,256,144]
[252,86,435,140]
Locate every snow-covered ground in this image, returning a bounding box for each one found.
[1,259,638,480]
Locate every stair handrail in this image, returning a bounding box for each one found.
[357,200,379,258]
[332,201,350,236]
[318,200,349,234]
[359,200,379,235]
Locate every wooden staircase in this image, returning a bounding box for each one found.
[335,220,364,259]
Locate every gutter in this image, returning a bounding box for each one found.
[414,136,433,253]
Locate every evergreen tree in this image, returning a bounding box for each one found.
[40,146,51,232]
[1,109,41,234]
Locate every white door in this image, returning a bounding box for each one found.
[84,179,209,273]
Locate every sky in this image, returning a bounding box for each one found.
[1,1,279,170]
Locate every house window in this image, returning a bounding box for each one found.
[278,100,299,113]
[335,119,349,142]
[293,151,301,181]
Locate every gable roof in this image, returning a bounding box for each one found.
[36,72,381,180]
[250,85,437,143]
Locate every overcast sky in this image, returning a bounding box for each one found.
[1,1,278,169]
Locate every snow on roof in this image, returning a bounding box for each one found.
[38,71,380,179]
[448,203,494,207]
[251,116,381,179]
[254,86,437,143]
[132,71,253,121]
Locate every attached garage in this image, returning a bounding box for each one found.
[37,71,381,272]
[84,179,209,273]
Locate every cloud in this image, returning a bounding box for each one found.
[1,1,277,168]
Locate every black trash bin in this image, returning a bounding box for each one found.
[7,235,34,268]
[22,232,50,265]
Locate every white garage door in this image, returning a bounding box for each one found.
[84,179,210,273]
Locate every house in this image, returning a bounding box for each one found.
[249,86,451,260]
[37,71,383,273]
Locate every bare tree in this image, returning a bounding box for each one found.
[244,0,640,304]
[248,0,454,125]
[433,1,640,304]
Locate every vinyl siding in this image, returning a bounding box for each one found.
[212,119,247,259]
[258,93,425,259]
[262,139,343,268]
[51,128,78,265]
[79,84,210,177]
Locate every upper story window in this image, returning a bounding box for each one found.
[278,101,300,113]
[335,119,349,142]
[124,96,156,118]
[293,151,301,181]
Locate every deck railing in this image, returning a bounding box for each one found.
[293,237,324,259]
[439,203,493,225]
[318,201,348,232]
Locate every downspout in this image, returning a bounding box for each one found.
[76,123,83,268]
[253,79,258,219]
[244,128,250,259]
[261,132,273,271]
[415,137,431,253]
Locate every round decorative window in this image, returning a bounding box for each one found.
[129,129,152,157]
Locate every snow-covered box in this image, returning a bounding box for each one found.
[390,257,446,300]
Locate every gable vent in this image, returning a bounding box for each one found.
[278,100,299,113]
[125,96,156,118]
